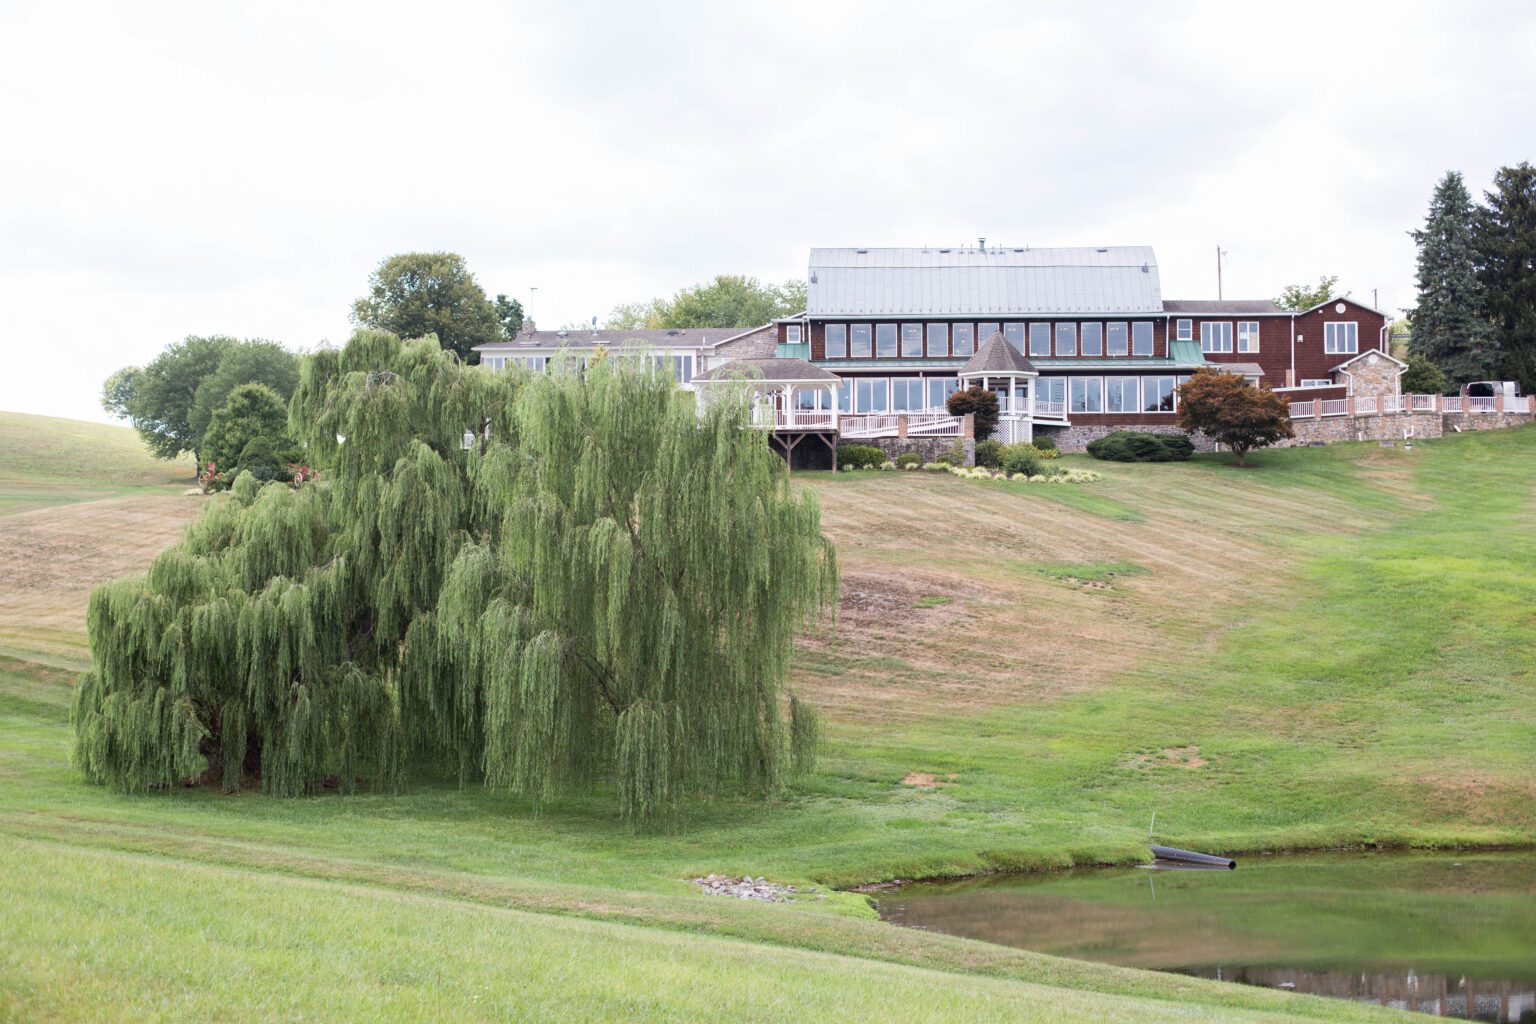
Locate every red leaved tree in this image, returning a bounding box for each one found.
[946,386,1000,440]
[1175,368,1294,466]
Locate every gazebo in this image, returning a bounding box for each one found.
[695,356,843,470]
[957,331,1039,443]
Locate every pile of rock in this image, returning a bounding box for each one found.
[690,874,805,902]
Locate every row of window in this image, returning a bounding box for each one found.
[817,321,1158,359]
[1172,318,1360,355]
[806,376,1190,415]
[484,353,696,382]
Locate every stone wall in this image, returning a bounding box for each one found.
[1442,410,1533,433]
[1284,412,1443,446]
[698,326,776,374]
[862,435,974,465]
[1340,351,1402,398]
[1033,422,1217,454]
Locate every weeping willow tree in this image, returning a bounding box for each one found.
[73,330,836,822]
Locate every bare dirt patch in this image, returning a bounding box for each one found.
[1128,746,1209,770]
[900,772,956,788]
[0,493,203,659]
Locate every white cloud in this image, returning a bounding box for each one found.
[2,0,1533,421]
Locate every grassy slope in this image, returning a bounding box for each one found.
[0,411,192,517]
[5,411,1533,1021]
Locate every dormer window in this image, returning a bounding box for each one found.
[1175,319,1192,341]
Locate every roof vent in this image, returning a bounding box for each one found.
[938,248,951,253]
[856,248,868,254]
[1141,263,1149,273]
[666,329,681,336]
[1096,247,1108,253]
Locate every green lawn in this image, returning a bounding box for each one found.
[0,411,192,516]
[5,412,1534,1021]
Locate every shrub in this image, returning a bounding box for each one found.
[1401,354,1449,395]
[1032,433,1058,452]
[999,445,1042,477]
[896,452,922,468]
[920,462,947,472]
[973,439,1003,468]
[837,444,886,469]
[935,441,967,466]
[1086,431,1193,463]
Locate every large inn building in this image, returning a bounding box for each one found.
[475,243,1392,457]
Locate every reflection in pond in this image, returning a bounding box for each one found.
[879,852,1536,1021]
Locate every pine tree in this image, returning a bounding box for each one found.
[1409,171,1499,384]
[73,331,836,823]
[1475,162,1536,392]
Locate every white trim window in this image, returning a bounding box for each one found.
[786,325,803,345]
[1143,376,1176,412]
[855,378,889,412]
[835,380,853,413]
[875,324,899,358]
[1029,323,1051,357]
[1104,376,1139,412]
[926,377,960,409]
[1237,321,1260,353]
[926,323,948,357]
[978,322,1001,342]
[850,324,872,358]
[1324,322,1359,354]
[1069,377,1102,412]
[1132,322,1154,356]
[1175,319,1193,341]
[1106,322,1128,357]
[901,324,923,357]
[891,377,925,411]
[1299,378,1333,387]
[1003,323,1025,352]
[824,323,847,358]
[1201,322,1234,353]
[951,323,975,357]
[1056,322,1078,357]
[1080,322,1103,357]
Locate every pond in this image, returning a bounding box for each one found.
[879,851,1536,1021]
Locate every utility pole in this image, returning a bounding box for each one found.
[1216,246,1228,300]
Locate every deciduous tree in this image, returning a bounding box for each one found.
[1410,171,1499,383]
[100,335,237,461]
[187,340,300,446]
[200,382,296,484]
[1175,368,1293,466]
[945,386,1000,441]
[605,276,806,330]
[1275,275,1340,311]
[351,252,503,363]
[74,332,836,824]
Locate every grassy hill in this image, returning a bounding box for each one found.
[0,411,193,517]
[5,410,1534,1021]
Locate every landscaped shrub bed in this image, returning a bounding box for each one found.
[836,444,886,469]
[1086,431,1194,462]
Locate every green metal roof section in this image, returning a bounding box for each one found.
[1169,339,1208,366]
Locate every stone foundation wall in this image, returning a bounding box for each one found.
[863,436,975,465]
[1283,409,1532,446]
[1033,423,1217,454]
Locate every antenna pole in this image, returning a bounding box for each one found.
[1216,246,1228,300]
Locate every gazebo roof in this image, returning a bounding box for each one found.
[958,331,1038,377]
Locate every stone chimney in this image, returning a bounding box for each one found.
[520,318,536,340]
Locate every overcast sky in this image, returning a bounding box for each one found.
[3,0,1533,423]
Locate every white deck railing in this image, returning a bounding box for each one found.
[1288,393,1531,420]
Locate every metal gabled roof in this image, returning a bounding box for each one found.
[806,245,1162,316]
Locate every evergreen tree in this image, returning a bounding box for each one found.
[1409,172,1499,383]
[1475,162,1536,392]
[74,332,835,823]
[200,382,297,483]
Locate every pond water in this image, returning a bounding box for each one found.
[879,851,1536,1021]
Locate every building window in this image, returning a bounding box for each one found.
[1237,321,1260,353]
[836,380,853,412]
[926,323,948,357]
[786,324,803,345]
[1324,321,1358,354]
[1143,376,1176,412]
[1003,323,1025,352]
[891,378,924,411]
[1201,322,1234,353]
[1175,319,1193,341]
[850,324,872,358]
[926,377,959,409]
[876,324,898,357]
[978,322,1000,342]
[1038,377,1066,410]
[824,324,847,358]
[1106,322,1128,357]
[1080,322,1103,357]
[671,354,694,382]
[856,378,889,412]
[1056,322,1077,357]
[1132,322,1154,356]
[1300,378,1333,387]
[1105,376,1139,412]
[900,324,922,357]
[951,323,974,357]
[1070,377,1102,412]
[1029,323,1051,357]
